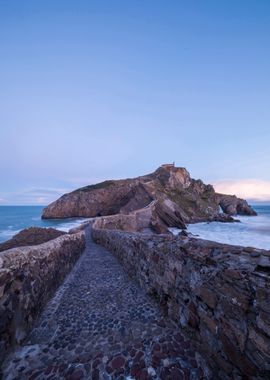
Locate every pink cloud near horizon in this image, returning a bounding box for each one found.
[213,179,270,202]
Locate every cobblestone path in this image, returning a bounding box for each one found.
[3,228,207,380]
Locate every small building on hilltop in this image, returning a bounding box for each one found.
[161,162,175,169]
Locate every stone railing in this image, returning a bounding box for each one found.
[0,231,85,364]
[92,226,270,379]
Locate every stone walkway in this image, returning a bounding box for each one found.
[2,228,207,380]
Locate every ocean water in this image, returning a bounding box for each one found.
[186,205,270,250]
[0,206,90,243]
[0,205,270,250]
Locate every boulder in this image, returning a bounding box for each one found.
[0,227,66,252]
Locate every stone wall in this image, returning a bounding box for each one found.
[92,210,152,233]
[92,227,270,379]
[0,231,85,364]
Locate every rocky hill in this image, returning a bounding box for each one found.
[42,164,256,233]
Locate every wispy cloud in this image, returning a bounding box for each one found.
[0,187,70,205]
[25,188,68,195]
[213,179,270,202]
[0,179,108,206]
[3,179,270,205]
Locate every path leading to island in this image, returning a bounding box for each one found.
[3,227,205,380]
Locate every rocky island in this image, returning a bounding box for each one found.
[42,164,256,233]
[1,165,268,380]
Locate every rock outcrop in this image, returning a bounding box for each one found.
[217,194,257,216]
[0,227,66,252]
[92,199,187,234]
[42,165,256,233]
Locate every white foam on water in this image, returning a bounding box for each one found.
[170,215,270,250]
[0,229,21,240]
[54,219,92,232]
[0,218,91,243]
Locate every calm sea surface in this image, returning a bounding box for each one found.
[0,205,270,250]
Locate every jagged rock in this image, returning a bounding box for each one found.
[217,194,257,216]
[42,165,256,233]
[91,199,184,235]
[0,227,66,252]
[150,199,186,232]
[210,213,238,223]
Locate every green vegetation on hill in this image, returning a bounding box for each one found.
[75,180,116,192]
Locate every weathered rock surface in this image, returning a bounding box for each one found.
[93,226,270,380]
[0,227,66,252]
[0,231,85,364]
[92,199,187,234]
[42,164,256,232]
[217,193,257,216]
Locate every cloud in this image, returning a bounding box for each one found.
[213,179,270,202]
[4,179,270,205]
[23,188,70,198]
[0,179,107,206]
[0,187,70,205]
[25,188,68,195]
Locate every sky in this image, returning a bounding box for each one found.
[0,0,270,205]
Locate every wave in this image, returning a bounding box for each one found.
[184,219,270,250]
[0,229,21,240]
[0,218,91,243]
[53,219,91,232]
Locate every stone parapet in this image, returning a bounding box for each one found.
[92,227,270,379]
[0,231,85,364]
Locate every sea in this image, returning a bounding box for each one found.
[186,205,270,250]
[0,206,90,244]
[0,205,270,250]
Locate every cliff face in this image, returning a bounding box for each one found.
[42,165,256,231]
[217,193,257,216]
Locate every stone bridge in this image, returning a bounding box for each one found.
[1,224,270,380]
[1,227,206,380]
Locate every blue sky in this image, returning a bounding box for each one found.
[0,0,270,204]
